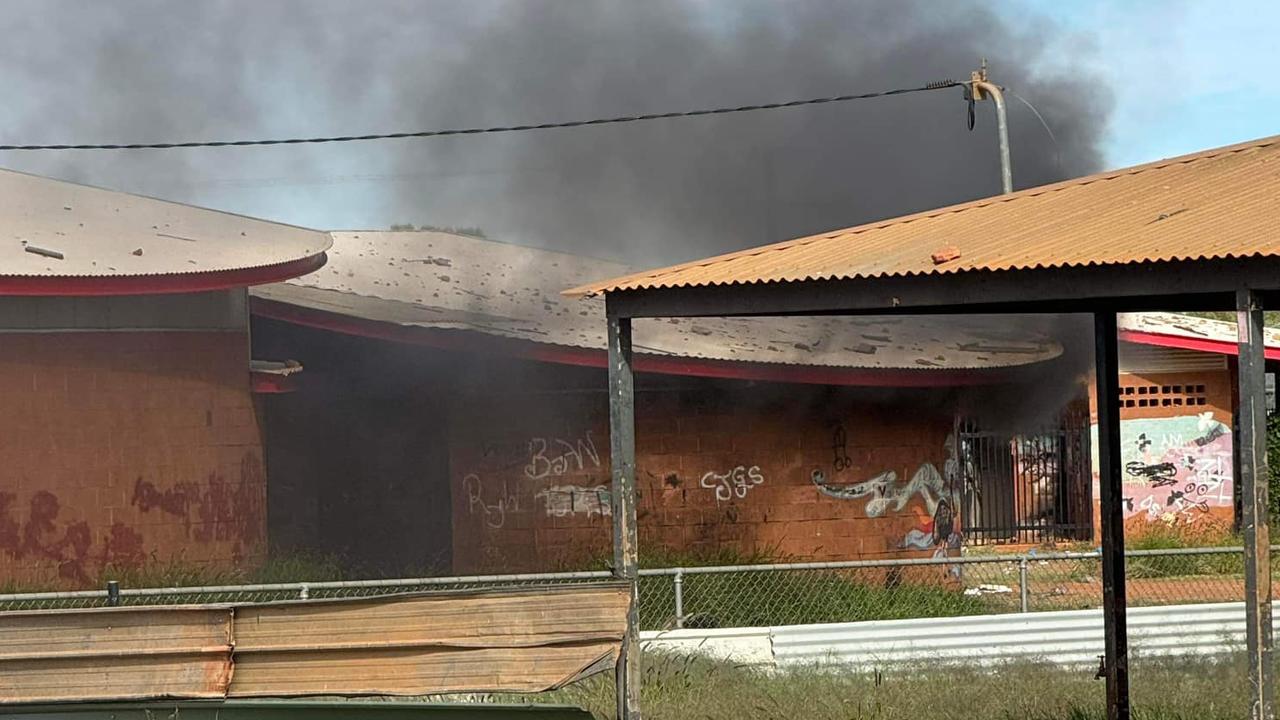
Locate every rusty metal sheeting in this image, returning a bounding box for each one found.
[230,585,628,697]
[0,700,597,719]
[565,134,1280,296]
[0,584,628,704]
[0,606,233,703]
[231,643,619,697]
[234,584,628,651]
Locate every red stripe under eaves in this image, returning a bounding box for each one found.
[1119,329,1280,361]
[0,253,327,296]
[250,296,1017,387]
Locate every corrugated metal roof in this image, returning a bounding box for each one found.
[253,230,1065,370]
[0,167,330,278]
[565,135,1280,296]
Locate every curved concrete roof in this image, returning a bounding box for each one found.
[254,230,1064,373]
[0,168,330,294]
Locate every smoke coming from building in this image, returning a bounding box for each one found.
[0,0,1110,265]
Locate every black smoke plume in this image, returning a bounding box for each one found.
[0,0,1109,265]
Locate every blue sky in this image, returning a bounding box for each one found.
[1005,0,1280,167]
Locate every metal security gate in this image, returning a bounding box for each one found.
[960,400,1093,544]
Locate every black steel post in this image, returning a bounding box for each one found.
[1237,288,1275,720]
[607,305,641,720]
[1094,311,1129,720]
[106,580,120,607]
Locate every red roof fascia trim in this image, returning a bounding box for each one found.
[251,371,298,394]
[1119,329,1280,361]
[0,253,327,296]
[251,296,1012,387]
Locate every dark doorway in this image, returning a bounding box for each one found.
[960,399,1093,544]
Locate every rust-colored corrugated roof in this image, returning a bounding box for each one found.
[565,134,1280,296]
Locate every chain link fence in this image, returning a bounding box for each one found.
[1,547,1271,631]
[637,546,1270,630]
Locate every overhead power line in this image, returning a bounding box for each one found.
[0,80,962,151]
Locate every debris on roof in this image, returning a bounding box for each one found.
[253,231,1065,371]
[0,167,330,283]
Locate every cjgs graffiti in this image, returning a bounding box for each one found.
[700,465,765,503]
[1111,412,1233,524]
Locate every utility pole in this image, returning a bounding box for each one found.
[969,60,1013,194]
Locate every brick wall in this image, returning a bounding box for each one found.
[450,383,958,573]
[0,331,266,587]
[1089,368,1236,538]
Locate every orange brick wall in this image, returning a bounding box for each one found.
[450,385,959,573]
[0,332,266,587]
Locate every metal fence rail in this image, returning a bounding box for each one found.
[1,546,1273,631]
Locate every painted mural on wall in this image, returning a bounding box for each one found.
[811,429,962,562]
[1101,412,1233,523]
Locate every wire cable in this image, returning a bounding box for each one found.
[0,80,962,151]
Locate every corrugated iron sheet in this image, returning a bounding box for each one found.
[230,585,628,696]
[641,602,1264,671]
[771,602,1257,669]
[0,606,233,703]
[0,700,597,719]
[566,135,1280,295]
[0,168,330,278]
[253,231,1066,370]
[0,584,628,704]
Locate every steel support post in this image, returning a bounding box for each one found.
[607,307,641,720]
[1238,288,1275,720]
[1094,311,1130,720]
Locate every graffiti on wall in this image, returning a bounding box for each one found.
[699,465,765,503]
[1116,412,1232,523]
[463,432,608,528]
[537,485,612,519]
[524,433,601,480]
[463,474,524,529]
[131,453,265,545]
[812,433,963,564]
[812,462,945,515]
[0,452,265,583]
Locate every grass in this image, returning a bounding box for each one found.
[1124,521,1245,579]
[477,652,1260,720]
[639,569,991,630]
[0,549,347,596]
[568,546,995,630]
